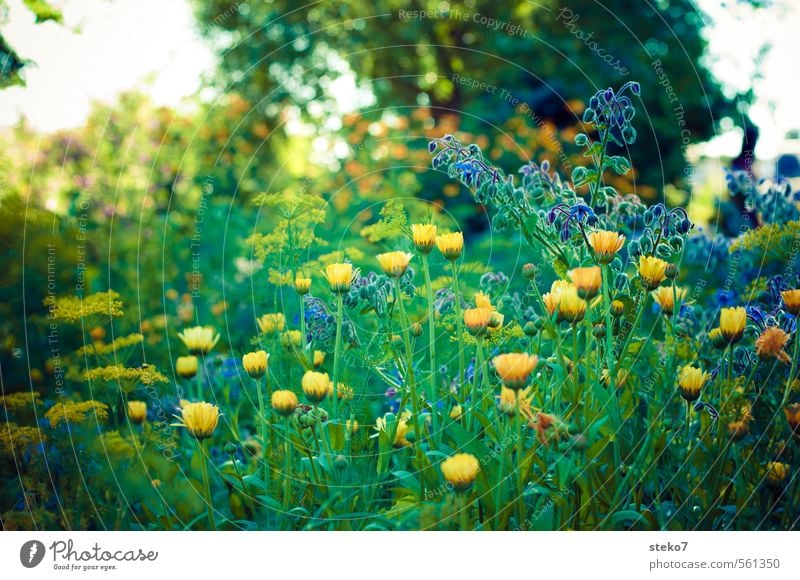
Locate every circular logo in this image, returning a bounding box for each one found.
[20,540,46,568]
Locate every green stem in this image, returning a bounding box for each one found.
[254,377,270,491]
[299,293,308,359]
[782,331,800,407]
[199,439,217,530]
[422,254,439,447]
[601,264,622,477]
[283,417,292,509]
[332,293,344,419]
[452,262,466,392]
[469,340,484,431]
[611,289,647,378]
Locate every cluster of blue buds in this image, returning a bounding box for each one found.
[583,82,641,145]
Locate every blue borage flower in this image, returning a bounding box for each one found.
[727,170,800,225]
[547,202,597,242]
[583,82,641,145]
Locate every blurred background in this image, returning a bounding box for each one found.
[1,0,798,380]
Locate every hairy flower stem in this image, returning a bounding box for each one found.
[199,439,216,530]
[254,377,270,490]
[422,254,439,447]
[394,278,426,498]
[332,293,344,419]
[452,262,466,393]
[283,417,292,509]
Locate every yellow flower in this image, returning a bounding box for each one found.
[449,405,463,420]
[294,275,312,295]
[638,255,669,290]
[474,292,493,310]
[271,390,299,417]
[323,263,355,293]
[755,327,790,364]
[558,286,587,323]
[281,330,302,349]
[719,307,747,345]
[440,453,480,491]
[611,299,625,317]
[766,461,789,486]
[589,230,625,264]
[173,402,220,440]
[542,280,572,320]
[435,232,464,261]
[176,355,198,379]
[651,286,687,316]
[497,386,534,419]
[257,313,286,334]
[375,411,411,447]
[492,353,538,390]
[313,350,326,368]
[708,327,727,349]
[45,400,109,428]
[463,307,493,337]
[346,419,359,434]
[784,403,800,436]
[678,365,708,402]
[411,223,437,254]
[127,401,147,424]
[177,326,220,355]
[336,383,354,400]
[376,251,413,278]
[782,289,800,315]
[242,350,269,379]
[568,266,601,299]
[302,370,331,403]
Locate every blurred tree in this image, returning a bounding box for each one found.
[0,0,63,88]
[192,0,746,192]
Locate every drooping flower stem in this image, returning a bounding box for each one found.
[451,262,466,392]
[332,293,344,419]
[199,439,216,530]
[422,254,439,446]
[254,377,270,489]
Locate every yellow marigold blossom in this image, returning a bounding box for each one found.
[84,364,168,388]
[323,263,355,293]
[492,352,538,390]
[755,327,790,364]
[242,350,269,379]
[782,289,800,315]
[652,286,687,316]
[678,366,708,402]
[46,400,109,428]
[127,401,147,424]
[177,326,220,355]
[0,391,41,410]
[176,356,198,378]
[638,255,669,290]
[611,299,625,317]
[708,327,727,349]
[474,292,493,310]
[589,230,625,264]
[464,307,493,337]
[302,370,331,403]
[568,266,601,299]
[766,461,789,486]
[435,231,464,261]
[719,307,747,345]
[559,286,587,323]
[271,390,299,416]
[313,350,326,368]
[281,330,302,349]
[440,453,480,491]
[376,251,413,278]
[257,313,286,334]
[43,290,124,324]
[784,403,800,436]
[411,223,437,254]
[375,410,412,447]
[542,280,572,320]
[497,386,534,419]
[76,333,144,357]
[294,275,312,295]
[0,424,45,456]
[173,402,220,440]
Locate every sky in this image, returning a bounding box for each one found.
[1,0,799,160]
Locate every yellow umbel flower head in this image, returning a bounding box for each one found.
[463,307,493,337]
[411,223,437,254]
[440,453,480,491]
[173,402,220,440]
[177,326,220,355]
[127,401,147,424]
[638,256,669,290]
[492,353,538,390]
[323,263,355,293]
[568,266,601,299]
[559,286,587,323]
[652,286,687,316]
[589,230,625,264]
[376,251,413,278]
[46,400,109,428]
[257,313,286,334]
[242,350,269,379]
[271,390,299,417]
[176,355,198,379]
[435,231,464,261]
[781,289,800,315]
[678,365,708,402]
[719,307,747,345]
[302,370,331,403]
